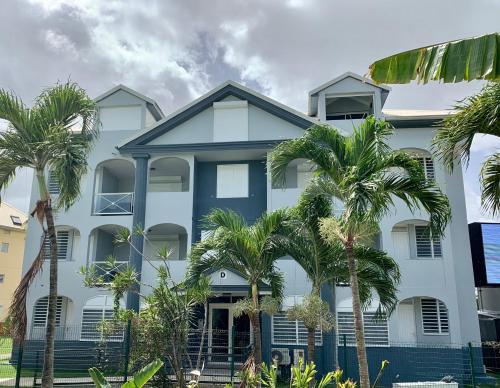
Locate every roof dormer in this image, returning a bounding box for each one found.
[94,85,164,132]
[308,72,390,131]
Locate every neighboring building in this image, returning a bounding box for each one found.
[0,202,27,321]
[20,73,485,382]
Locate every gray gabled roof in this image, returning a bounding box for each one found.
[95,84,165,120]
[118,80,318,150]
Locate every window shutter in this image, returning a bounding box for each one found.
[81,307,124,341]
[33,296,64,327]
[216,164,249,198]
[421,298,449,334]
[44,231,72,261]
[415,226,442,258]
[416,156,435,180]
[272,313,321,345]
[48,170,60,195]
[337,311,389,346]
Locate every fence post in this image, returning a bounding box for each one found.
[468,342,477,388]
[32,350,40,387]
[343,334,348,378]
[230,326,235,383]
[14,343,23,388]
[123,319,132,384]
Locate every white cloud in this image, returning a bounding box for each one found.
[2,0,500,217]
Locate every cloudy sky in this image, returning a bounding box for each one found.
[0,0,499,222]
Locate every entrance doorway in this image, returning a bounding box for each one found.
[208,303,251,362]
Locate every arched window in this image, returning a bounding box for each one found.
[401,148,435,180]
[43,226,80,261]
[392,220,442,260]
[80,295,124,341]
[421,297,449,334]
[33,296,67,327]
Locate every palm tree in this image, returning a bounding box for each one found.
[367,33,500,215]
[281,193,400,366]
[188,208,288,368]
[0,82,98,387]
[270,117,450,388]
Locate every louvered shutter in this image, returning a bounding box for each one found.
[81,308,124,341]
[416,156,435,180]
[33,296,64,327]
[415,226,442,258]
[421,298,449,334]
[48,170,60,195]
[272,313,321,345]
[44,231,72,261]
[337,312,389,346]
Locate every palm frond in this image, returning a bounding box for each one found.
[481,152,500,216]
[0,89,32,139]
[0,156,18,195]
[9,233,47,342]
[269,124,346,187]
[434,82,500,171]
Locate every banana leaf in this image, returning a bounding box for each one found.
[368,32,500,84]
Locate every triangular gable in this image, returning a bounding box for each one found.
[308,71,390,97]
[95,84,164,120]
[118,81,316,151]
[206,267,271,292]
[308,72,391,116]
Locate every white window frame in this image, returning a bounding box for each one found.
[414,225,442,259]
[216,164,249,198]
[420,298,449,335]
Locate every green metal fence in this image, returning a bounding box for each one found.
[1,330,499,387]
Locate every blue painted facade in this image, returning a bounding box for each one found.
[192,159,267,240]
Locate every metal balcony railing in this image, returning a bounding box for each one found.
[93,192,134,215]
[93,260,129,283]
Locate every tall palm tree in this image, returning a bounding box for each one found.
[0,82,98,387]
[270,117,450,388]
[367,33,500,215]
[188,208,288,368]
[280,193,400,366]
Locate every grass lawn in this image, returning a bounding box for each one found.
[0,338,12,357]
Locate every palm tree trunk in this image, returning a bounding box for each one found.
[196,302,208,370]
[307,327,315,365]
[251,283,262,368]
[37,171,57,388]
[331,284,338,369]
[345,240,370,388]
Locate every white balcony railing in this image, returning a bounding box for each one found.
[94,192,134,215]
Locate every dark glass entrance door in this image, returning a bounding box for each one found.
[211,308,229,361]
[233,314,251,358]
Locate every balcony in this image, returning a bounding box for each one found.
[89,224,130,282]
[94,192,134,215]
[93,159,135,216]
